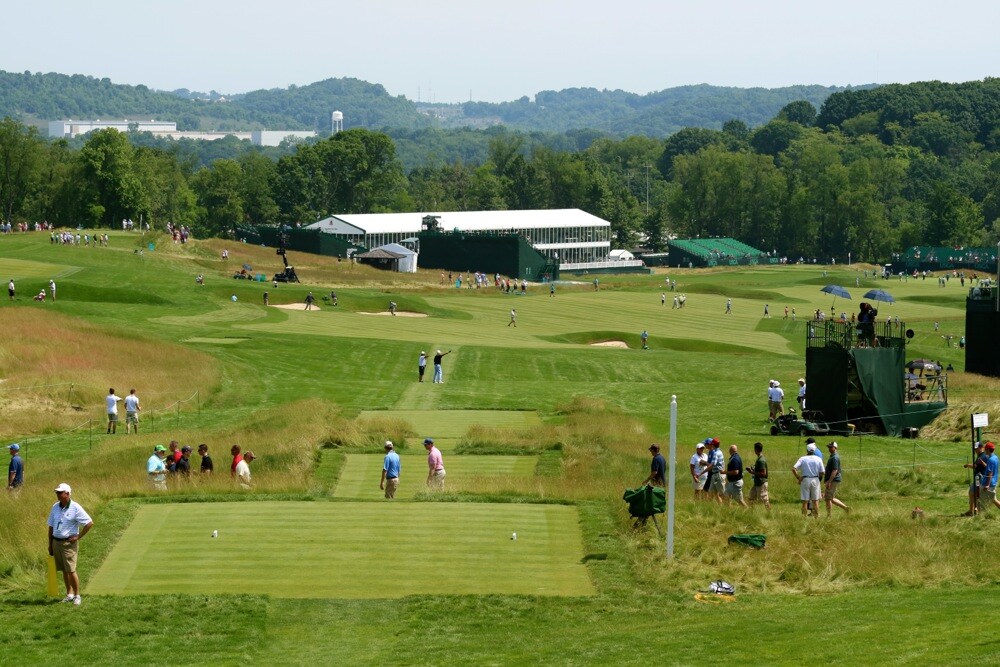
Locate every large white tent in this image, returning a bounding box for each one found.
[305,209,612,265]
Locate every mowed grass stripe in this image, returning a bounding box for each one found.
[334,454,538,499]
[86,501,593,598]
[0,257,81,280]
[238,291,794,353]
[359,409,542,436]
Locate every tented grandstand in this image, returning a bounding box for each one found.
[894,246,998,272]
[666,238,773,267]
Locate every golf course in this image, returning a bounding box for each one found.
[1,229,997,664]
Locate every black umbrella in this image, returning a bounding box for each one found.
[907,359,941,372]
[863,289,895,304]
[820,285,851,310]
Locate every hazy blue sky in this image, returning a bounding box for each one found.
[4,0,998,102]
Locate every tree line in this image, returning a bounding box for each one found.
[1,79,998,260]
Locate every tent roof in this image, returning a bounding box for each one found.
[355,248,406,259]
[305,209,610,235]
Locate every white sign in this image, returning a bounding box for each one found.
[972,413,989,428]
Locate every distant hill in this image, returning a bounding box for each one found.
[427,84,867,135]
[1,69,865,137]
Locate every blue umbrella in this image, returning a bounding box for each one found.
[820,285,851,309]
[863,289,895,304]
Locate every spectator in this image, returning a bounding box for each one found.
[823,442,850,516]
[793,443,825,518]
[724,445,748,507]
[198,444,214,474]
[7,443,24,490]
[380,441,401,499]
[230,445,243,478]
[641,444,666,488]
[106,389,123,434]
[747,442,770,509]
[47,483,94,606]
[424,438,446,490]
[689,442,707,499]
[147,445,168,491]
[235,451,254,489]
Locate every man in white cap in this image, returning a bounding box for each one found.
[689,442,707,499]
[418,351,427,382]
[47,483,94,605]
[767,380,784,421]
[824,441,850,516]
[797,378,806,410]
[792,443,825,518]
[432,350,452,384]
[380,441,401,499]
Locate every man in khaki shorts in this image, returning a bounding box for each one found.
[47,483,94,605]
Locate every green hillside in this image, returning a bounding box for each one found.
[2,69,854,136]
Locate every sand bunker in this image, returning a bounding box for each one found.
[590,340,629,348]
[271,303,321,311]
[357,311,428,318]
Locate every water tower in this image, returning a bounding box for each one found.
[331,111,343,134]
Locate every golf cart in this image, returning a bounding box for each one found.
[770,409,830,437]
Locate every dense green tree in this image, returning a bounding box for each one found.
[750,120,805,157]
[0,118,44,223]
[77,129,147,226]
[776,100,817,126]
[191,159,245,236]
[655,127,727,178]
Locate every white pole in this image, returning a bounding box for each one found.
[666,394,677,559]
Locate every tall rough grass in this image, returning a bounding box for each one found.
[0,309,219,440]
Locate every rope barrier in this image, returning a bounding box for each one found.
[0,382,75,392]
[20,418,93,443]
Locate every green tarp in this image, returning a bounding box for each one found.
[622,485,666,518]
[851,347,905,436]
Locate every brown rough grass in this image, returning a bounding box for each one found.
[0,308,220,440]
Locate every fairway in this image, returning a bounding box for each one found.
[0,257,80,280]
[86,501,594,598]
[333,454,539,499]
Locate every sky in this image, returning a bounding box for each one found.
[3,0,999,103]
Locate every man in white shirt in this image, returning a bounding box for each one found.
[106,388,122,434]
[47,483,94,605]
[792,443,825,518]
[767,380,785,421]
[797,378,806,410]
[235,450,254,489]
[689,442,708,499]
[49,279,56,301]
[124,388,141,434]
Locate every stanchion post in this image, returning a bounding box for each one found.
[666,394,677,560]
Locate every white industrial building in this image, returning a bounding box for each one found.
[305,209,613,265]
[250,130,316,146]
[48,120,316,146]
[49,119,177,137]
